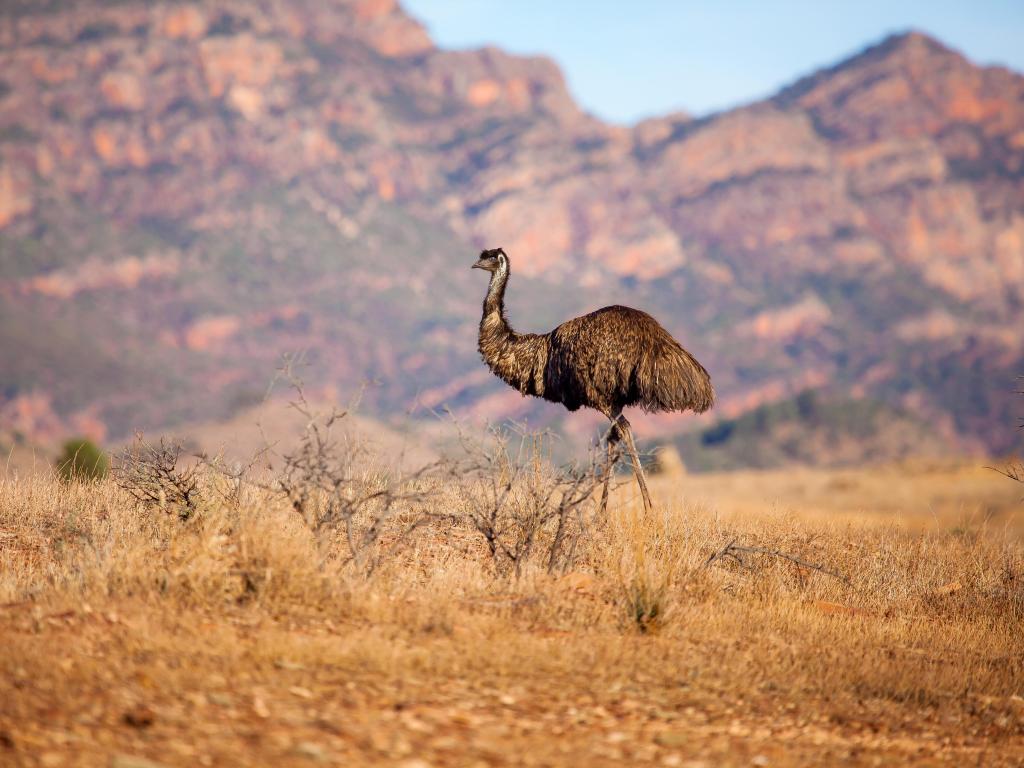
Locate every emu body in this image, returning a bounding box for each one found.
[473,248,714,511]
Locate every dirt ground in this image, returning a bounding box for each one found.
[1,456,1022,767]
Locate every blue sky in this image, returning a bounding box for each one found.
[402,0,1024,124]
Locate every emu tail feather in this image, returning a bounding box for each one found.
[639,341,715,414]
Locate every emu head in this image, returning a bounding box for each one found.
[472,247,507,273]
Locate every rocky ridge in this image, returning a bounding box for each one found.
[0,1,1021,462]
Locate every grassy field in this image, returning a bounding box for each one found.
[1,428,1022,767]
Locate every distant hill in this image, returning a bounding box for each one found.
[0,1,1021,465]
[674,390,959,472]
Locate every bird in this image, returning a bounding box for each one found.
[471,247,714,511]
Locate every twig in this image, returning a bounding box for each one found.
[986,463,1023,484]
[114,434,201,520]
[250,354,444,575]
[459,595,542,608]
[445,424,605,577]
[706,539,850,584]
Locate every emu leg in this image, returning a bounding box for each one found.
[598,424,621,514]
[617,416,653,512]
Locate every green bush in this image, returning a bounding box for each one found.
[55,437,109,482]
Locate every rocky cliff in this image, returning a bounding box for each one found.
[0,1,1021,462]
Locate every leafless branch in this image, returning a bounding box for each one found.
[987,463,1024,485]
[113,434,201,521]
[706,539,850,584]
[260,354,444,575]
[987,375,1023,488]
[447,426,604,577]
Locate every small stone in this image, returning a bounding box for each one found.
[111,756,170,768]
[253,696,270,718]
[655,732,690,748]
[294,742,328,762]
[122,705,155,729]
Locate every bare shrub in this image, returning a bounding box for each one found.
[448,426,604,578]
[114,434,202,521]
[997,463,1024,484]
[266,361,442,576]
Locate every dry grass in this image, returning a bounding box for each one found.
[1,436,1023,767]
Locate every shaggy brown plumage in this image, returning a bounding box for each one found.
[472,247,714,511]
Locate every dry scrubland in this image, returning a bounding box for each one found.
[1,425,1023,768]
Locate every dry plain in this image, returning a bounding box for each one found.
[1,432,1022,767]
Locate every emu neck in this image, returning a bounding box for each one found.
[477,260,548,399]
[482,263,512,336]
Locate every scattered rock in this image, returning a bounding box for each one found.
[650,444,687,476]
[122,705,155,729]
[655,731,690,748]
[207,693,232,707]
[293,742,328,762]
[111,755,170,768]
[252,696,270,718]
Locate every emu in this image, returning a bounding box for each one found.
[472,247,714,511]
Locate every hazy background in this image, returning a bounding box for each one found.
[1,0,1022,472]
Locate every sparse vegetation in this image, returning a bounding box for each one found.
[605,507,691,633]
[114,435,201,520]
[265,372,444,576]
[676,390,951,471]
[991,375,1024,489]
[3,427,1023,765]
[448,427,604,577]
[54,437,108,482]
[0,124,34,143]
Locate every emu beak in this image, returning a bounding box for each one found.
[471,260,488,270]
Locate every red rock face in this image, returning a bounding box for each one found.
[0,164,33,227]
[0,5,1021,458]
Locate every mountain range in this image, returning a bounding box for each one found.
[1,0,1022,467]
